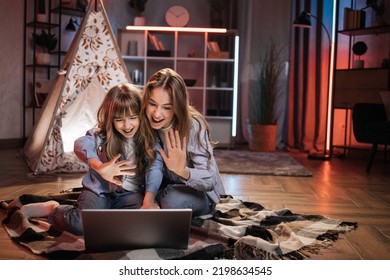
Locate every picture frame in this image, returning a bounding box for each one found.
[34,79,51,107]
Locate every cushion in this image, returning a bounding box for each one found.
[380,91,390,121]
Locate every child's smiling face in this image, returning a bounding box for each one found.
[113,111,140,139]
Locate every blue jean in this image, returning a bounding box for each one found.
[157,184,214,216]
[48,188,144,235]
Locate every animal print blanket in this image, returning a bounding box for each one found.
[0,189,357,260]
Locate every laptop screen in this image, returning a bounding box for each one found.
[81,209,192,252]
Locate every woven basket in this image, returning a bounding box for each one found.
[248,124,277,152]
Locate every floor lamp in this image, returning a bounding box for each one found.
[293,11,332,160]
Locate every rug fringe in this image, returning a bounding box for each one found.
[233,240,282,260]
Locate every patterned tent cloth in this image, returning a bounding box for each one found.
[22,1,130,175]
[0,190,357,260]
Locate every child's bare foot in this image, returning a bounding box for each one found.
[1,200,9,209]
[20,200,59,218]
[1,198,23,210]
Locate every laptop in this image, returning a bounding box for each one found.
[81,209,192,252]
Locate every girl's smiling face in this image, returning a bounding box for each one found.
[146,87,174,130]
[113,111,140,139]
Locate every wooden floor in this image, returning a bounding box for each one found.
[1,147,389,260]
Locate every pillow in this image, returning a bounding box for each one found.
[380,91,390,121]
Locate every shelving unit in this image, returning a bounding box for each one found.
[331,0,390,155]
[117,26,239,147]
[23,0,85,141]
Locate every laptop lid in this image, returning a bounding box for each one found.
[81,209,192,252]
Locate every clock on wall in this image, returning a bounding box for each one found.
[165,5,190,27]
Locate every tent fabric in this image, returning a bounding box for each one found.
[22,0,131,174]
[61,76,107,153]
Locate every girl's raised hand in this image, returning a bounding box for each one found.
[89,154,136,186]
[159,129,190,180]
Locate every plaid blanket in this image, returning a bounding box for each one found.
[0,190,357,260]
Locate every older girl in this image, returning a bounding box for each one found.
[140,68,226,216]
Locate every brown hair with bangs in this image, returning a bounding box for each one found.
[96,83,143,169]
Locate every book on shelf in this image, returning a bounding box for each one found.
[207,41,221,52]
[343,8,366,30]
[34,79,52,107]
[148,33,165,51]
[157,40,165,51]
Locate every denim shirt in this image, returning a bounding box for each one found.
[73,129,144,196]
[146,118,226,203]
[144,141,164,196]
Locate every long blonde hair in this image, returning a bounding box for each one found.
[96,83,143,169]
[139,68,212,165]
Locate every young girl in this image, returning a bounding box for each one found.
[140,68,226,216]
[8,83,146,235]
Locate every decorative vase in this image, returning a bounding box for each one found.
[248,124,277,152]
[36,13,48,22]
[353,59,364,69]
[36,0,47,22]
[134,16,145,26]
[36,53,51,65]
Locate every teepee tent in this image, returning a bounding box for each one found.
[22,0,131,174]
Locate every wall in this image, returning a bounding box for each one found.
[0,0,210,145]
[104,0,212,37]
[0,0,291,148]
[0,0,24,143]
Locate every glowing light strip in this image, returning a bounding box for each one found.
[125,26,227,33]
[326,0,336,151]
[231,35,239,137]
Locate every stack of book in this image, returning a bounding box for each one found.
[207,41,229,58]
[343,8,366,30]
[147,33,170,57]
[148,33,165,51]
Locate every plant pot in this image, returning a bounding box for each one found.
[134,17,145,26]
[248,124,277,152]
[36,52,51,65]
[353,59,364,69]
[36,13,48,22]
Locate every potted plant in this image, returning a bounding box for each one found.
[207,0,228,27]
[363,0,385,26]
[248,41,283,152]
[128,0,148,26]
[32,30,58,65]
[36,0,47,22]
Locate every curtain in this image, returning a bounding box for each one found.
[236,0,333,153]
[288,0,334,153]
[237,0,292,147]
